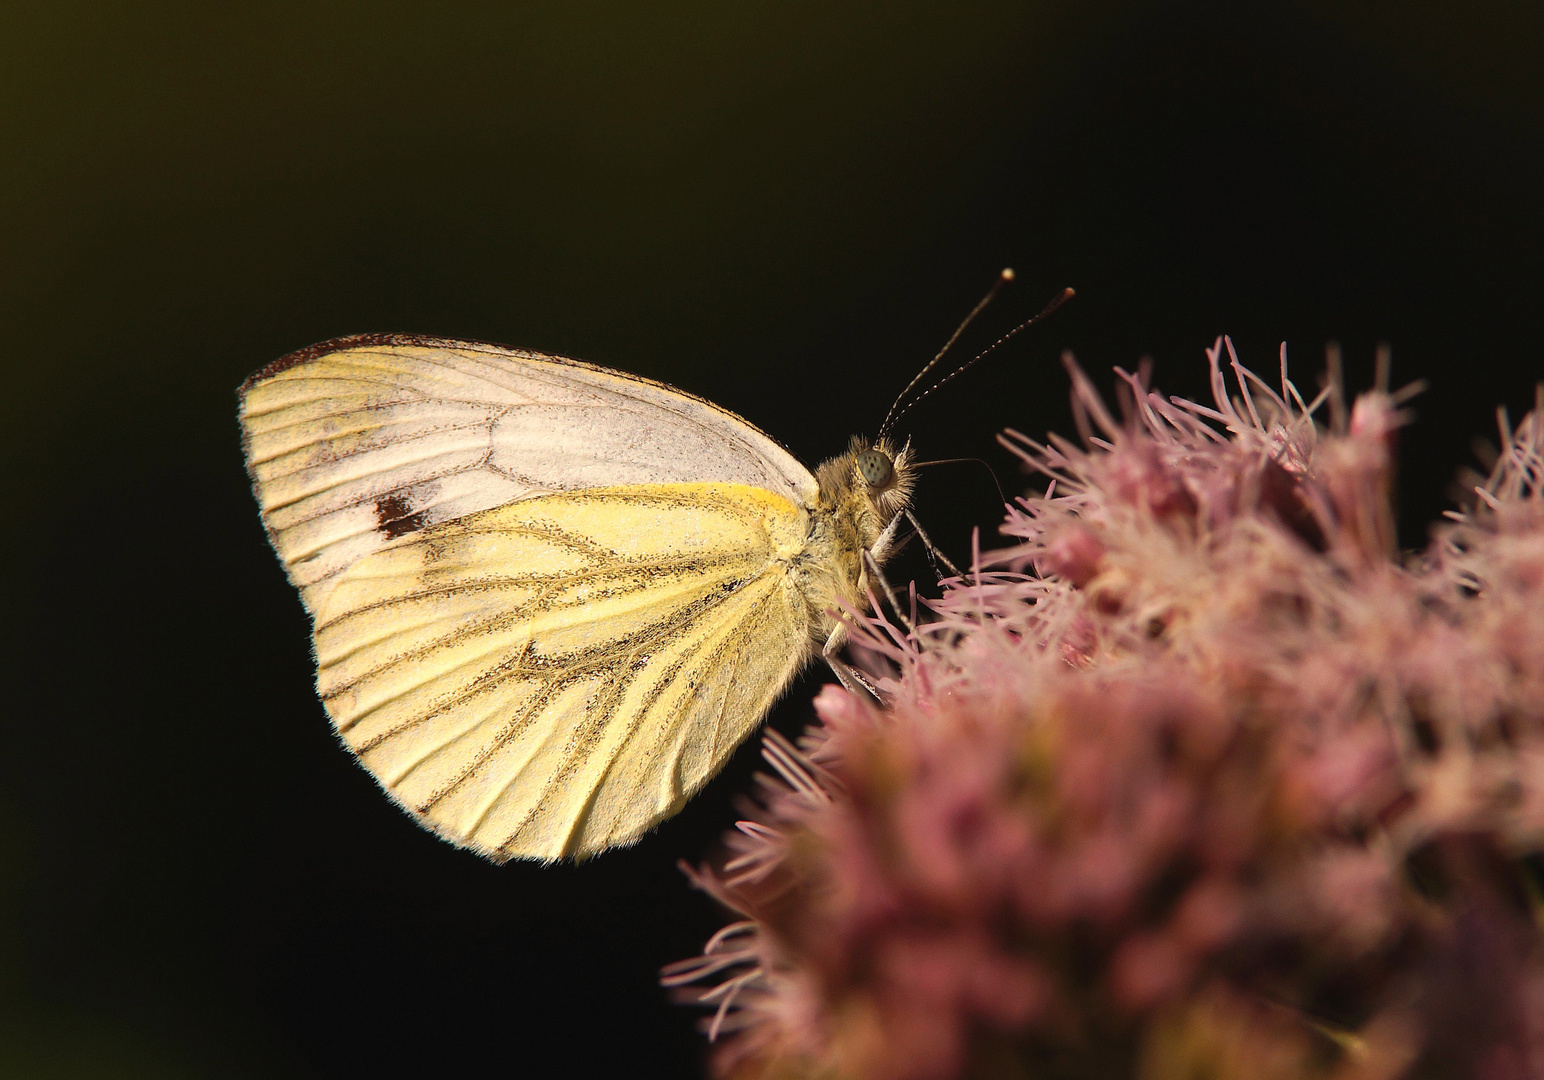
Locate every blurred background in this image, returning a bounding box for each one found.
[2,2,1541,1076]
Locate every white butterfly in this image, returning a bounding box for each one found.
[239,335,918,861]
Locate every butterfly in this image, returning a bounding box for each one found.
[239,334,927,861]
[238,280,1066,862]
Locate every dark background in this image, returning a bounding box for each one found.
[2,2,1541,1077]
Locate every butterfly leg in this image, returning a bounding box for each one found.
[860,511,918,631]
[903,509,963,581]
[869,507,907,564]
[862,549,915,635]
[821,624,884,703]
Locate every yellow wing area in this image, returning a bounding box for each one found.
[308,481,815,861]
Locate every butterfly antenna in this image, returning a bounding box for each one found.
[878,268,1016,441]
[880,286,1074,439]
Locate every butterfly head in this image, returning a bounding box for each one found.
[814,435,915,539]
[854,437,914,520]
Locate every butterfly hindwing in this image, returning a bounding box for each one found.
[308,483,814,860]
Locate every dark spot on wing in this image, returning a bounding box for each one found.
[375,491,431,540]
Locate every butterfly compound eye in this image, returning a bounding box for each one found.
[856,448,895,489]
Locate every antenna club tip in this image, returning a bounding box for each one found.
[1063,286,1075,297]
[1000,267,1015,281]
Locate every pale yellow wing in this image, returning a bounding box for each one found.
[312,481,814,861]
[238,335,818,611]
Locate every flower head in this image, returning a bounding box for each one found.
[668,338,1544,1080]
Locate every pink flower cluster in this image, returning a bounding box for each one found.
[665,339,1544,1080]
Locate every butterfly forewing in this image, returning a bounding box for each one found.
[240,335,817,605]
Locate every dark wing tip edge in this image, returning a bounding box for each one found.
[237,332,530,397]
